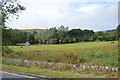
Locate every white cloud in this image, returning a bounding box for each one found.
[75,7,95,12]
[7,0,118,31]
[75,4,102,13]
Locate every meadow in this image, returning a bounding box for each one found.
[4,41,118,67]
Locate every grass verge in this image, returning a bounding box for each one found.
[2,64,118,78]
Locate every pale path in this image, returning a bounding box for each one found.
[1,71,47,80]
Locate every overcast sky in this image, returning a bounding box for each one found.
[7,0,119,31]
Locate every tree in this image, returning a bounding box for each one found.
[28,33,36,44]
[95,30,117,41]
[49,38,58,44]
[1,0,25,45]
[57,25,69,44]
[2,0,25,26]
[80,29,94,41]
[68,29,82,42]
[1,0,25,55]
[47,27,59,44]
[17,30,27,43]
[40,30,48,44]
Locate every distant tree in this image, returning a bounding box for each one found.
[45,27,57,44]
[95,30,118,41]
[95,31,104,36]
[2,28,18,45]
[17,31,27,43]
[62,37,70,43]
[82,29,94,41]
[57,25,69,44]
[40,30,48,44]
[68,29,82,42]
[28,33,36,44]
[49,38,58,44]
[34,33,42,44]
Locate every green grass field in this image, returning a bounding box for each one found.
[5,41,118,67]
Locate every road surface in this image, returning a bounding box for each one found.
[1,71,47,80]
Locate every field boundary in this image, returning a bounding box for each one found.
[2,58,119,72]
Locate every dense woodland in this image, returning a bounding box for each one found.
[2,25,119,45]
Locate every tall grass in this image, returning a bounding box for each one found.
[4,41,118,67]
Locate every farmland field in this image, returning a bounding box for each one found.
[4,41,118,67]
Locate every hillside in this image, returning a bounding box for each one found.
[20,29,46,32]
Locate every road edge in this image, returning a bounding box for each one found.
[2,69,53,79]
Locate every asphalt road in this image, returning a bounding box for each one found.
[1,71,48,80]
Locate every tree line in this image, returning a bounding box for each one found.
[3,25,119,45]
